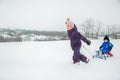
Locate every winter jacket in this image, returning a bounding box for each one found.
[67,24,90,51]
[99,42,113,53]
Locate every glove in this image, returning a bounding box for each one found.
[86,40,91,45]
[99,46,102,49]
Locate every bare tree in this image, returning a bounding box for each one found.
[105,25,111,36]
[106,24,119,39]
[95,21,102,38]
[81,18,95,38]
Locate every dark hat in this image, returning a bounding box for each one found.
[104,35,110,41]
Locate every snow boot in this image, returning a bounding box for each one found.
[79,54,89,63]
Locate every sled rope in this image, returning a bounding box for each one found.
[81,45,94,55]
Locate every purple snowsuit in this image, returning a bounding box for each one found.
[67,24,90,63]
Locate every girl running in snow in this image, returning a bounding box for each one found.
[65,18,91,64]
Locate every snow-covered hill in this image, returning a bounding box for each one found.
[0,29,68,42]
[0,39,120,80]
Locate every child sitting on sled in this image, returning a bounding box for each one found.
[97,35,113,58]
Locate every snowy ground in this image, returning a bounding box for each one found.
[0,39,120,80]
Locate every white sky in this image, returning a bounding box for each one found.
[0,0,120,31]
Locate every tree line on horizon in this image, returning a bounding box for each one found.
[0,18,120,42]
[78,18,120,39]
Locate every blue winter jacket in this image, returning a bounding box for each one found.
[99,41,113,53]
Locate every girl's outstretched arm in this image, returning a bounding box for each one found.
[78,32,91,45]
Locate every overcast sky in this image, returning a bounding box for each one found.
[0,0,120,31]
